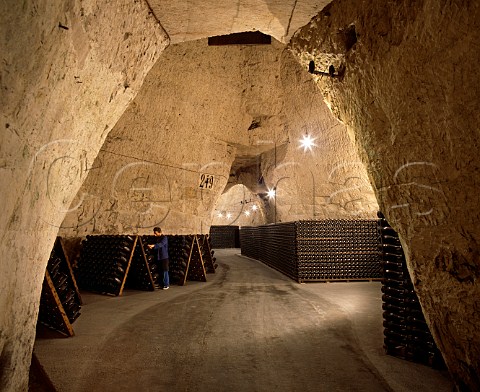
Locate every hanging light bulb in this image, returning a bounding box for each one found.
[217,212,223,218]
[251,204,258,211]
[244,210,250,216]
[299,134,316,152]
[226,212,232,219]
[267,188,276,199]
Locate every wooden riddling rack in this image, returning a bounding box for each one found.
[198,234,218,273]
[240,220,382,282]
[141,234,216,285]
[125,236,156,291]
[75,234,214,295]
[37,237,83,337]
[378,212,444,368]
[75,235,143,296]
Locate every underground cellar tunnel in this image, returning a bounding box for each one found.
[1,0,479,391]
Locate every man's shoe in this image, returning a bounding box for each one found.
[163,286,169,290]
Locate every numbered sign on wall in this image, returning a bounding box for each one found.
[199,174,215,189]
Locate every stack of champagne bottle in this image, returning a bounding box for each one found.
[38,238,82,336]
[239,226,260,260]
[296,220,381,281]
[256,223,298,280]
[240,220,381,282]
[378,212,444,368]
[209,225,240,248]
[75,235,136,296]
[76,234,214,293]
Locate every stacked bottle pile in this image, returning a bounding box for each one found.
[296,220,381,281]
[38,238,82,335]
[257,223,298,280]
[240,220,381,282]
[75,235,136,296]
[209,225,240,248]
[240,223,298,279]
[239,226,259,260]
[378,212,444,368]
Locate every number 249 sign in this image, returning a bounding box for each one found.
[199,174,214,189]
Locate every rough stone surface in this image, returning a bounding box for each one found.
[290,0,480,389]
[59,38,376,237]
[0,1,168,390]
[148,0,331,44]
[9,0,479,390]
[212,184,267,226]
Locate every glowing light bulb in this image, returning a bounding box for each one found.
[299,134,316,152]
[217,212,223,218]
[267,189,276,199]
[244,210,250,216]
[226,213,232,219]
[251,205,258,211]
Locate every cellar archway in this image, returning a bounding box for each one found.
[1,0,479,391]
[289,0,480,389]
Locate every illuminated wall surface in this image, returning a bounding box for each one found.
[1,0,479,390]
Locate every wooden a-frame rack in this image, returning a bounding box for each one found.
[77,236,155,297]
[181,235,208,285]
[37,237,83,337]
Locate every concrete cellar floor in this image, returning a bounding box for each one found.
[34,249,454,392]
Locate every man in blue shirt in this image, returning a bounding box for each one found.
[148,227,169,290]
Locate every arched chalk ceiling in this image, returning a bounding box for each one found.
[147,0,332,43]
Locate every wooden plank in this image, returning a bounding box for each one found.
[118,236,137,296]
[57,237,83,305]
[138,237,155,290]
[44,270,74,337]
[182,236,195,286]
[194,235,207,282]
[199,235,216,273]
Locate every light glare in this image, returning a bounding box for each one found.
[299,134,316,152]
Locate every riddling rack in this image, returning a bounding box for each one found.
[141,235,208,285]
[75,235,139,296]
[76,235,210,294]
[198,234,218,273]
[126,238,156,291]
[240,220,382,282]
[378,212,444,368]
[37,237,83,337]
